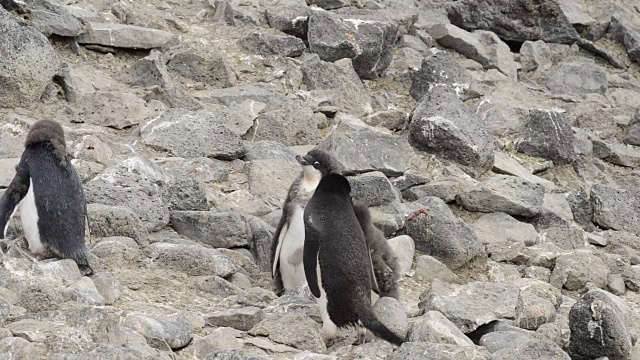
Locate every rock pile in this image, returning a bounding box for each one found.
[1,0,640,358]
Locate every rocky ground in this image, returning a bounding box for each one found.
[1,0,640,359]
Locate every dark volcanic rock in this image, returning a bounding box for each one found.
[239,32,306,58]
[517,109,576,165]
[447,0,580,44]
[410,86,496,177]
[591,185,640,236]
[610,16,640,63]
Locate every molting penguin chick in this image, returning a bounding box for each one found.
[270,149,344,296]
[352,200,401,301]
[303,173,404,346]
[0,120,93,275]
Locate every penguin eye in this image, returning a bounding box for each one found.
[313,161,320,167]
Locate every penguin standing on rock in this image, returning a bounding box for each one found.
[352,200,401,301]
[303,173,404,347]
[270,149,344,296]
[0,120,93,275]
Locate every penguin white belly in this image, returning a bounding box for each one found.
[20,178,45,254]
[280,204,306,290]
[317,262,338,342]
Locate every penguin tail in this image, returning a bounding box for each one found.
[359,309,404,346]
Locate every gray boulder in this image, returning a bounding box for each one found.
[591,185,640,236]
[400,197,486,270]
[87,204,148,244]
[457,175,545,217]
[479,331,535,353]
[569,290,633,359]
[196,276,243,297]
[206,307,265,331]
[301,58,372,116]
[84,156,169,232]
[514,280,562,330]
[389,343,491,360]
[517,109,576,165]
[239,32,306,57]
[77,22,174,49]
[140,108,247,160]
[265,6,309,38]
[124,49,172,88]
[546,61,608,96]
[307,8,360,63]
[414,255,460,283]
[251,98,319,146]
[473,212,539,246]
[447,0,579,44]
[162,177,209,211]
[123,313,192,350]
[170,211,251,249]
[419,280,519,333]
[410,51,472,101]
[248,314,325,353]
[372,297,408,339]
[492,339,571,360]
[307,0,351,9]
[6,0,86,37]
[410,86,496,177]
[550,250,609,291]
[72,91,159,129]
[316,122,412,176]
[409,310,474,346]
[149,243,238,277]
[402,177,471,203]
[610,16,640,64]
[167,46,236,88]
[349,172,399,207]
[0,7,60,108]
[248,159,300,204]
[334,8,399,79]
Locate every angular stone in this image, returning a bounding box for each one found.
[307,8,360,62]
[403,178,471,203]
[414,255,460,283]
[195,276,243,297]
[473,212,539,246]
[388,343,491,360]
[0,8,61,108]
[91,237,143,267]
[124,49,172,88]
[301,58,372,116]
[372,297,408,339]
[410,50,472,101]
[140,108,246,160]
[248,159,300,204]
[206,307,264,331]
[87,204,148,244]
[569,290,633,359]
[410,310,473,345]
[316,122,412,176]
[387,235,415,275]
[610,16,640,64]
[5,0,86,37]
[149,243,237,277]
[170,211,251,248]
[447,0,579,44]
[91,273,122,306]
[72,91,159,129]
[400,197,486,270]
[519,40,553,72]
[251,98,319,146]
[479,331,535,353]
[517,109,576,165]
[492,338,571,360]
[63,277,105,306]
[550,250,609,291]
[546,61,608,96]
[539,226,585,250]
[493,151,556,189]
[239,32,306,57]
[163,177,209,211]
[514,280,562,330]
[410,86,496,177]
[85,156,169,232]
[457,176,544,217]
[77,22,174,49]
[123,313,192,350]
[265,6,309,38]
[419,280,519,333]
[591,185,640,236]
[349,172,399,207]
[248,314,325,353]
[167,46,235,88]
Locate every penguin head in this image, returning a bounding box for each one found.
[295,149,344,179]
[25,120,68,161]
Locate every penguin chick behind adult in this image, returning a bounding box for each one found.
[270,149,344,296]
[0,120,93,275]
[303,173,404,346]
[352,200,401,301]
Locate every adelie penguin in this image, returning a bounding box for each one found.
[303,173,404,347]
[0,120,94,275]
[270,149,344,296]
[353,200,401,301]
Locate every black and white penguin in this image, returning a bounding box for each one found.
[0,120,93,275]
[303,173,404,346]
[352,200,401,301]
[270,149,344,296]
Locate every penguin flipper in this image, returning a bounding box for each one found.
[303,217,321,299]
[0,156,30,238]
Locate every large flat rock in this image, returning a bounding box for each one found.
[77,22,175,49]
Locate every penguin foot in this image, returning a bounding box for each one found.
[353,323,367,345]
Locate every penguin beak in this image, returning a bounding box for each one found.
[296,155,313,166]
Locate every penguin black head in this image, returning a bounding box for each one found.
[295,149,344,181]
[25,120,67,161]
